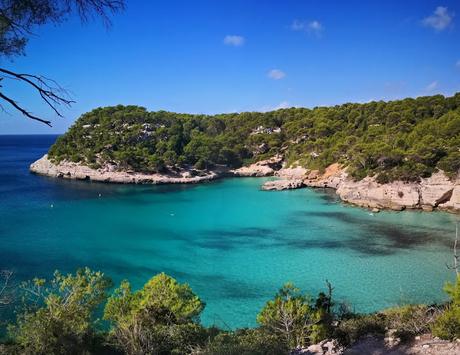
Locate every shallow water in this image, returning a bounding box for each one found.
[1,135,459,328]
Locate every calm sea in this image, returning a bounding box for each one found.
[0,135,459,328]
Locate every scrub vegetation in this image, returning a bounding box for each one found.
[48,93,460,183]
[0,268,459,354]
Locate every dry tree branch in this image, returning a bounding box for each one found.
[72,0,125,27]
[0,270,14,306]
[0,67,76,126]
[447,223,459,276]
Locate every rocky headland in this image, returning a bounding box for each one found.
[30,154,460,213]
[30,154,222,184]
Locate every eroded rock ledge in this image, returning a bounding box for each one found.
[260,162,460,212]
[30,154,460,212]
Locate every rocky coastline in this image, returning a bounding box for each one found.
[30,154,460,212]
[30,154,222,184]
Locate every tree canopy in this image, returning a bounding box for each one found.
[49,93,460,182]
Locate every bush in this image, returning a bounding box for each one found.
[194,328,288,355]
[256,282,334,348]
[383,305,438,341]
[334,314,386,346]
[104,273,207,354]
[432,275,460,340]
[8,268,112,355]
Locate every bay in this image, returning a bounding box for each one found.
[0,135,458,329]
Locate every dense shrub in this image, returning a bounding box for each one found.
[334,313,386,346]
[7,268,112,354]
[383,305,439,340]
[194,328,288,355]
[104,273,207,354]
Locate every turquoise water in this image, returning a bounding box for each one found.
[1,135,459,329]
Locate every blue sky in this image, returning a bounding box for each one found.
[1,0,460,134]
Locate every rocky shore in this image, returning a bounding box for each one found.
[259,161,460,213]
[30,155,222,184]
[30,154,460,212]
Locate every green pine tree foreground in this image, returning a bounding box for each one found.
[48,93,460,183]
[0,267,459,354]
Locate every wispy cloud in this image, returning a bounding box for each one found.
[291,19,306,31]
[223,35,245,46]
[425,81,439,92]
[259,101,292,112]
[456,59,460,68]
[422,6,454,31]
[267,69,286,80]
[291,19,323,36]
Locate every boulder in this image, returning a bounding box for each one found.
[261,179,304,191]
[231,155,283,177]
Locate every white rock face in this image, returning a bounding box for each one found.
[271,162,459,212]
[261,179,304,191]
[30,155,220,184]
[275,166,308,180]
[336,178,420,210]
[230,155,282,177]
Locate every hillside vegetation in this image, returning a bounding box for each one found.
[49,93,460,182]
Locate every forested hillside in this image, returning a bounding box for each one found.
[49,93,460,182]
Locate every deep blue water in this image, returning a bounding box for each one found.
[0,135,459,329]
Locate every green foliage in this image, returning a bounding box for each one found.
[335,304,440,346]
[104,273,206,354]
[256,282,333,348]
[195,328,288,355]
[334,314,386,346]
[48,93,460,182]
[432,275,460,340]
[8,268,112,354]
[383,305,437,341]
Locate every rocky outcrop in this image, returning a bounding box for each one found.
[275,166,309,180]
[30,154,460,212]
[336,177,420,211]
[265,162,459,213]
[335,171,459,212]
[230,155,283,177]
[261,179,304,191]
[302,163,346,189]
[30,155,222,184]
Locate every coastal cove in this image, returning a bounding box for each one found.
[2,135,460,329]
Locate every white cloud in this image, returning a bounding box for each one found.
[259,101,292,112]
[223,35,245,46]
[274,101,290,110]
[291,19,323,36]
[422,6,454,31]
[425,81,439,92]
[268,69,286,80]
